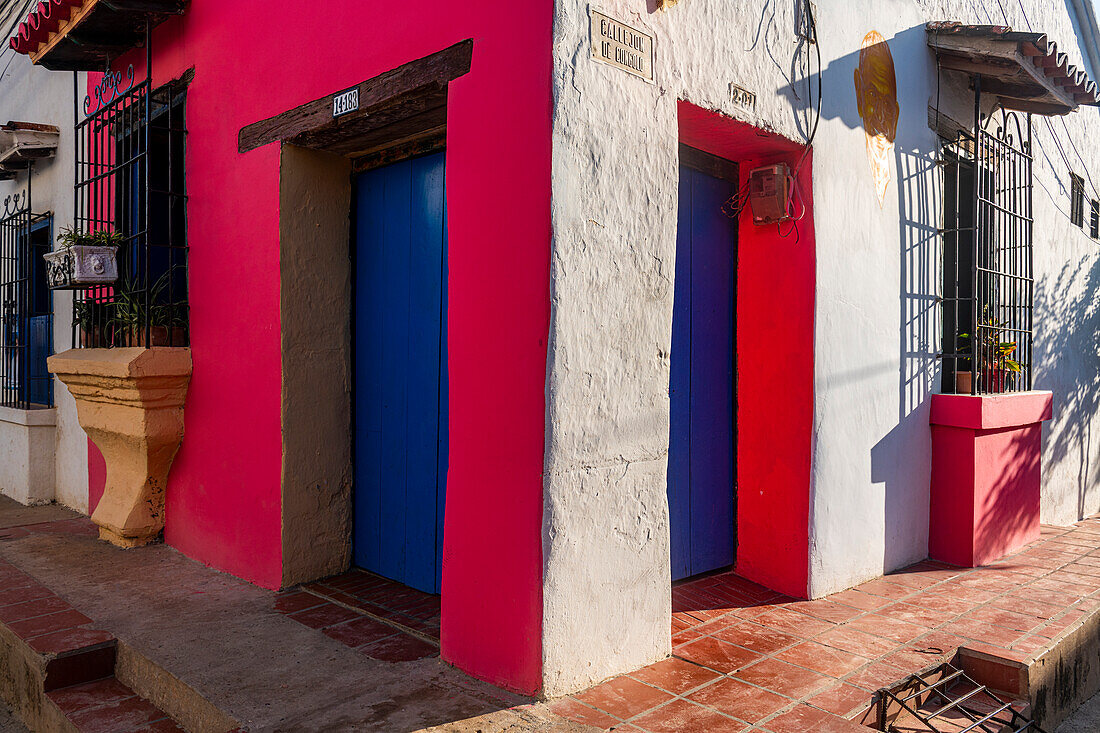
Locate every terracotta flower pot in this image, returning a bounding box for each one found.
[980,365,1014,394]
[125,326,187,348]
[955,370,973,395]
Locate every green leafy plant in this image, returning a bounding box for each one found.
[72,299,94,333]
[960,307,1022,376]
[56,226,125,250]
[107,267,187,335]
[98,265,187,348]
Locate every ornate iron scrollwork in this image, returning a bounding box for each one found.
[84,64,136,116]
[980,105,1030,156]
[1,192,26,219]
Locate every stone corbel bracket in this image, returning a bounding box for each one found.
[48,347,192,548]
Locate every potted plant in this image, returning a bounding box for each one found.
[43,228,122,290]
[960,309,1022,394]
[953,333,974,394]
[73,298,98,347]
[106,268,187,348]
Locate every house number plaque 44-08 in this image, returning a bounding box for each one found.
[590,8,655,82]
[333,87,360,118]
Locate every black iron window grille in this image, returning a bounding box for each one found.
[73,53,188,350]
[0,192,53,409]
[940,76,1033,395]
[1091,199,1099,239]
[1071,173,1085,228]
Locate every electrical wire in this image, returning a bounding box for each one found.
[1051,116,1100,201]
[773,0,821,244]
[792,0,821,180]
[785,175,807,222]
[1009,0,1100,204]
[721,0,820,236]
[0,49,18,83]
[777,175,805,241]
[0,0,35,85]
[720,181,751,219]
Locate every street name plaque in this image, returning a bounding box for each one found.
[590,9,655,83]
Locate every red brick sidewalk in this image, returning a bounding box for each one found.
[550,521,1100,732]
[273,570,441,662]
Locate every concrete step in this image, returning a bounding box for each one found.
[0,556,234,732]
[0,556,118,731]
[47,677,183,732]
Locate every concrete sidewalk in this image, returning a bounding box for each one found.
[4,492,1100,732]
[0,497,582,732]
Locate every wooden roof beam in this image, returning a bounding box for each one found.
[239,40,473,154]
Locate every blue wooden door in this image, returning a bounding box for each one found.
[669,163,736,581]
[26,315,51,406]
[353,152,448,594]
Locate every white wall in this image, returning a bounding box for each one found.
[545,0,816,696]
[545,0,1100,693]
[0,54,88,512]
[0,406,56,505]
[811,0,1100,598]
[807,0,942,598]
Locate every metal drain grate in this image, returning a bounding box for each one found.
[874,663,1043,733]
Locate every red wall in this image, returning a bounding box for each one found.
[101,0,552,693]
[679,103,815,599]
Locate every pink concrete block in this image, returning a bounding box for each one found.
[929,392,1053,567]
[930,391,1053,431]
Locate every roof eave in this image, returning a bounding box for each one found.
[927,22,1100,115]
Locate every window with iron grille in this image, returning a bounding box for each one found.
[74,69,188,349]
[1071,173,1085,227]
[1091,199,1099,239]
[940,105,1033,395]
[0,203,53,408]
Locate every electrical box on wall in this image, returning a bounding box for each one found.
[748,164,791,224]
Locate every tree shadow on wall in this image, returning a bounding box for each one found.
[972,426,1043,566]
[1034,255,1100,520]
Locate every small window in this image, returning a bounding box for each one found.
[1092,200,1099,239]
[74,76,188,349]
[1071,173,1085,227]
[940,110,1033,395]
[0,210,53,408]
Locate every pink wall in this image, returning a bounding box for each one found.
[88,440,105,514]
[101,1,552,693]
[679,103,815,599]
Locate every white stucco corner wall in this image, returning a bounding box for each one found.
[0,56,88,512]
[544,0,812,695]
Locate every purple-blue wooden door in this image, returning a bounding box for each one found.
[668,164,737,581]
[353,152,448,594]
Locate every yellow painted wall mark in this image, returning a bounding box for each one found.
[854,31,899,207]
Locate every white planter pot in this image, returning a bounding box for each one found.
[43,246,119,290]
